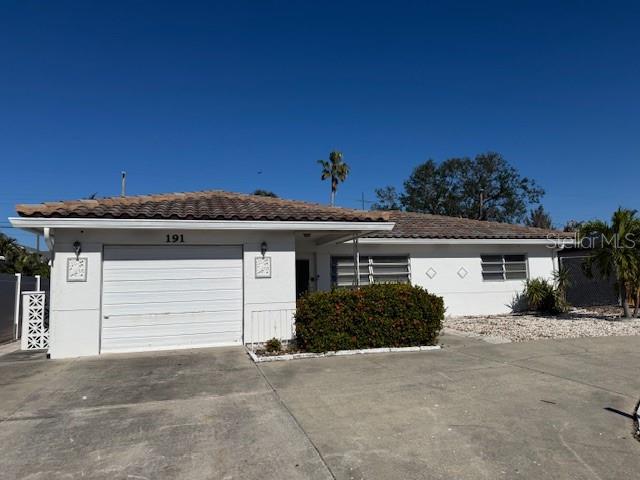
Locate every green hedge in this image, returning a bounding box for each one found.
[295,284,444,352]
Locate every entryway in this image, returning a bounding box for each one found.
[296,254,316,298]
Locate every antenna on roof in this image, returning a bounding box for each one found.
[357,192,374,210]
[121,171,127,197]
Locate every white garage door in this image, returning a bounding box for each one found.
[101,245,243,353]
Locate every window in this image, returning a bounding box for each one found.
[481,254,528,281]
[331,255,410,287]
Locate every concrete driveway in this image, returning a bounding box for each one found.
[1,335,639,480]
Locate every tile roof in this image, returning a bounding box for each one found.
[15,190,571,239]
[367,211,572,239]
[15,190,390,223]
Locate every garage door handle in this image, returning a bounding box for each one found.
[103,315,110,319]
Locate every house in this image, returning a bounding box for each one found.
[10,190,569,358]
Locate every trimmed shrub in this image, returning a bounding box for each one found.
[295,284,444,352]
[522,278,570,315]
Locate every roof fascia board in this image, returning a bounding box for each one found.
[9,217,395,232]
[357,237,573,246]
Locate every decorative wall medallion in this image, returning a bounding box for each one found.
[457,266,469,279]
[426,267,437,279]
[255,256,272,278]
[67,257,88,282]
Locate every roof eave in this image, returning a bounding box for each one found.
[357,237,574,246]
[9,217,395,233]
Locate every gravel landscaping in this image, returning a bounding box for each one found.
[444,306,640,342]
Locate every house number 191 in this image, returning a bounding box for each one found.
[166,234,185,243]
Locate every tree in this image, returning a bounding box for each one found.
[252,189,278,198]
[0,232,50,277]
[563,220,583,232]
[0,234,18,257]
[525,205,553,229]
[399,152,544,223]
[317,150,350,206]
[579,208,640,318]
[371,186,401,211]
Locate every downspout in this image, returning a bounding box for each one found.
[44,227,54,262]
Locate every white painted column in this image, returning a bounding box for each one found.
[353,236,361,287]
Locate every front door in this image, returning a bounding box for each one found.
[296,259,310,298]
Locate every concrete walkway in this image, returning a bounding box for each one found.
[1,334,639,479]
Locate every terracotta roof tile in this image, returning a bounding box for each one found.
[15,190,572,239]
[368,211,572,239]
[16,190,390,223]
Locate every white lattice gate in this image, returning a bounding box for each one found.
[21,292,49,350]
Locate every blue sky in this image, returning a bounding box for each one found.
[1,1,638,246]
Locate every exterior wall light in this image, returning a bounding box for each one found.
[73,241,82,259]
[260,241,268,257]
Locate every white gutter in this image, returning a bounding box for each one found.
[355,237,574,246]
[10,217,395,232]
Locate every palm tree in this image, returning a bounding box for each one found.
[318,150,350,206]
[632,275,640,318]
[579,208,640,318]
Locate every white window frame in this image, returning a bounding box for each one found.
[331,255,411,287]
[481,254,529,281]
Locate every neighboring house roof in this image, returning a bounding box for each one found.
[15,190,390,223]
[366,211,571,240]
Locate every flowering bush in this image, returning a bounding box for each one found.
[295,284,444,352]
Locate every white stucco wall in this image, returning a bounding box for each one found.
[311,242,557,317]
[47,226,558,358]
[49,229,296,358]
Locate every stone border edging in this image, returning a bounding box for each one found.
[247,345,441,363]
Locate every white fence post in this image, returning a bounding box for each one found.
[13,273,21,340]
